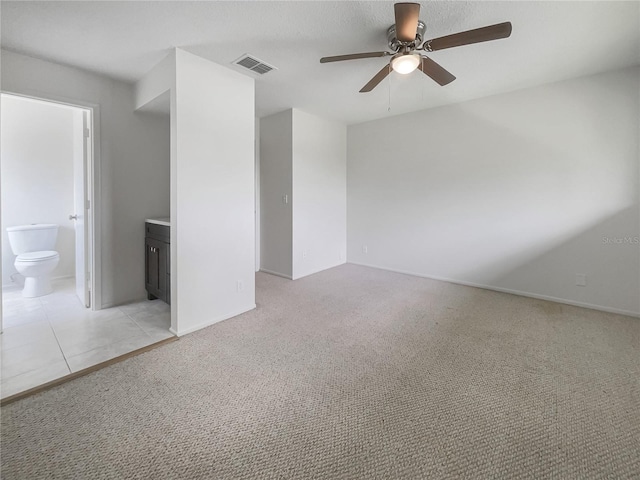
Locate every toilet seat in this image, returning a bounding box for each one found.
[16,250,59,263]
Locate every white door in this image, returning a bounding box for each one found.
[72,109,91,307]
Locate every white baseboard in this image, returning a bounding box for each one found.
[348,261,640,318]
[52,275,74,281]
[3,274,74,292]
[102,293,158,310]
[1,284,21,292]
[260,261,348,281]
[259,269,292,280]
[170,303,257,337]
[292,261,347,280]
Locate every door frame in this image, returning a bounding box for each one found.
[0,90,102,311]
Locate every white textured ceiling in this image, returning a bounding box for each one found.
[2,1,638,124]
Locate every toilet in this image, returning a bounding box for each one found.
[6,224,60,298]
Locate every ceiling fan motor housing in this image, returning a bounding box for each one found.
[387,20,426,50]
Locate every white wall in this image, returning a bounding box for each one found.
[255,117,261,272]
[172,49,255,335]
[259,110,293,278]
[292,109,346,279]
[259,109,347,280]
[1,50,171,307]
[134,51,174,112]
[1,95,77,286]
[348,66,640,316]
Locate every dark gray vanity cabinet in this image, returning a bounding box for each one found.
[145,222,170,304]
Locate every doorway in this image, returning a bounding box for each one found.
[0,93,176,401]
[0,93,94,312]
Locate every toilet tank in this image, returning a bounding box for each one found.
[6,224,59,255]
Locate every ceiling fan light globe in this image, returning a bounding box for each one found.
[391,54,421,74]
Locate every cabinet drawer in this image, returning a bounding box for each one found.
[146,222,169,242]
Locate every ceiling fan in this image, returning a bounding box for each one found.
[320,2,512,92]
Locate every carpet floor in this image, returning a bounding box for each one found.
[1,264,638,479]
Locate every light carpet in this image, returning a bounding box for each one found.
[1,264,639,479]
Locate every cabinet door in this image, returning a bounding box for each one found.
[145,237,167,301]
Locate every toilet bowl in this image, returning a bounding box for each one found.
[6,224,60,298]
[14,251,60,297]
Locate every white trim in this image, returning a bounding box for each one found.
[0,90,103,312]
[348,261,640,318]
[259,269,292,280]
[292,261,346,280]
[3,274,73,291]
[169,303,257,337]
[52,274,74,281]
[102,294,149,310]
[89,107,102,311]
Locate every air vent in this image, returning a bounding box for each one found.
[233,54,277,75]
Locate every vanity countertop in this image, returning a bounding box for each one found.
[146,217,170,227]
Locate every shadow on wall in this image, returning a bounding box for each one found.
[346,67,639,316]
[430,99,640,315]
[480,204,640,315]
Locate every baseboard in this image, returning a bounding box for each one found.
[347,261,640,318]
[170,303,257,337]
[1,284,21,292]
[101,294,151,310]
[52,274,74,281]
[292,261,347,280]
[259,269,292,280]
[3,275,74,293]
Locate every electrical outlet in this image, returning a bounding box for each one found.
[302,250,308,260]
[363,245,368,254]
[282,194,288,205]
[575,274,587,287]
[237,280,244,292]
[338,251,343,261]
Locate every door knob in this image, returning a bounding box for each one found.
[69,214,78,220]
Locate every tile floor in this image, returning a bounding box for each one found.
[1,277,173,399]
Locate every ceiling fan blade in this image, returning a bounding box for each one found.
[419,56,456,86]
[394,3,421,43]
[320,51,390,63]
[360,64,391,93]
[424,22,512,51]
